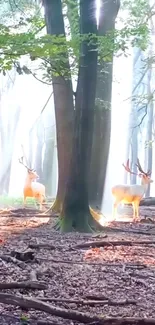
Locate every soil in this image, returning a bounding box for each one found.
[0,206,155,324]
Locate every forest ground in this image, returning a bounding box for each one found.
[0,204,155,324]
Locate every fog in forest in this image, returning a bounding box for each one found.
[0,0,155,219]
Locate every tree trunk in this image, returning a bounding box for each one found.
[145,69,153,197]
[89,0,120,207]
[34,121,44,183]
[0,105,21,194]
[42,138,55,196]
[61,0,98,232]
[44,0,74,213]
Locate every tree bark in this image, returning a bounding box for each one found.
[44,0,74,213]
[61,0,98,232]
[89,0,120,207]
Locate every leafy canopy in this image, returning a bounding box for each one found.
[0,0,154,78]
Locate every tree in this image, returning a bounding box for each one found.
[43,0,74,213]
[89,0,120,207]
[60,0,98,232]
[0,71,21,194]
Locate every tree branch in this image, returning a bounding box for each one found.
[0,293,154,324]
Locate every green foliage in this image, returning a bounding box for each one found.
[0,0,154,78]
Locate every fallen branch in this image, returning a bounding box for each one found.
[0,293,154,324]
[0,254,25,269]
[73,240,155,249]
[0,280,46,290]
[103,226,155,236]
[29,243,55,250]
[11,250,35,262]
[39,297,136,306]
[37,257,146,269]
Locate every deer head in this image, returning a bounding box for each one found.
[19,156,39,181]
[135,159,153,184]
[123,159,153,184]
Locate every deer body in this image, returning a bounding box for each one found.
[23,173,46,210]
[19,156,46,210]
[112,159,153,222]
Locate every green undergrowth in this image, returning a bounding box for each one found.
[0,195,37,208]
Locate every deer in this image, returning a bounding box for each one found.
[19,156,46,210]
[111,158,153,222]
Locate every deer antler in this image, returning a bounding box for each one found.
[19,156,32,171]
[122,159,138,175]
[136,158,151,177]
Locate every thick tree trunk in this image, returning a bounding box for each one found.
[89,0,120,207]
[44,0,74,213]
[42,138,55,196]
[61,0,98,232]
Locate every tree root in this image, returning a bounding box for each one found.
[73,240,155,249]
[0,293,154,324]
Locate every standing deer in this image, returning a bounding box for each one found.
[19,156,46,210]
[112,159,153,222]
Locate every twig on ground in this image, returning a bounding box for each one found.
[37,257,147,269]
[11,250,35,261]
[29,243,56,250]
[39,297,137,306]
[0,293,154,324]
[73,240,155,249]
[0,254,26,269]
[103,226,155,236]
[0,280,46,290]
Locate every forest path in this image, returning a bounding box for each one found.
[0,207,155,324]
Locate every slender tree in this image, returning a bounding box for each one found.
[43,0,74,212]
[89,0,120,207]
[61,0,98,232]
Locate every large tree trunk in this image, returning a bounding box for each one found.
[89,0,120,207]
[61,0,98,232]
[44,0,74,213]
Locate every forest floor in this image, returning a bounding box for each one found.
[0,206,155,324]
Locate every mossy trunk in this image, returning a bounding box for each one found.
[60,0,98,232]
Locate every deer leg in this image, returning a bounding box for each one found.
[132,202,136,219]
[133,201,140,222]
[23,196,26,208]
[112,200,119,220]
